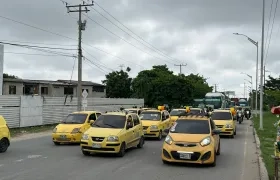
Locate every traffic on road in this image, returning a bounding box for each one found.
[0,103,259,180]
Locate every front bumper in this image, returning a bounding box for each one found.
[80,140,121,153]
[52,133,82,143]
[161,142,215,164]
[216,127,234,136]
[143,129,160,137]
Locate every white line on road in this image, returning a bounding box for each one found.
[240,125,249,180]
[14,159,24,162]
[27,155,42,159]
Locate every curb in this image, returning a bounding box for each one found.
[254,128,269,180]
[11,130,51,142]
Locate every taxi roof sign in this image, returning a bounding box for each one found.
[158,106,165,111]
[185,106,190,113]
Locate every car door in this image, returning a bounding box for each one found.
[125,115,135,147]
[131,114,141,145]
[83,113,96,131]
[210,119,219,151]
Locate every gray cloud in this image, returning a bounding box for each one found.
[1,0,279,97]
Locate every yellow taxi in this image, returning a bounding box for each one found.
[211,109,236,138]
[169,108,187,126]
[124,108,143,115]
[0,115,11,153]
[161,114,221,166]
[80,111,144,157]
[139,106,171,140]
[52,111,101,145]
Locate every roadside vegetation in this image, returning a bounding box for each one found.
[253,112,276,179]
[10,124,57,137]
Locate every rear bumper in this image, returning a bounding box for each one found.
[52,133,82,143]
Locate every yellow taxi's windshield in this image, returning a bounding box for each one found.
[211,112,232,120]
[62,114,87,124]
[92,115,126,129]
[170,109,185,116]
[140,111,161,121]
[170,120,210,134]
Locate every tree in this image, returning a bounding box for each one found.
[102,70,132,98]
[265,75,280,90]
[3,73,18,79]
[131,65,195,107]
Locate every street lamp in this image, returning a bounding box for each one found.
[241,72,254,111]
[234,33,259,118]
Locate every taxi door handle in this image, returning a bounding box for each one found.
[133,131,135,132]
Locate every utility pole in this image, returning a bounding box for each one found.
[214,84,218,92]
[119,64,124,71]
[174,64,187,75]
[244,82,246,99]
[259,0,265,130]
[66,1,94,111]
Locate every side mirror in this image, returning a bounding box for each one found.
[126,124,133,130]
[212,129,220,135]
[89,120,94,124]
[163,128,169,134]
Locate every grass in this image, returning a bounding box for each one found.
[10,124,57,137]
[253,112,277,180]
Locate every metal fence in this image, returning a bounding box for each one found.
[0,95,144,128]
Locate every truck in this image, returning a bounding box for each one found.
[204,92,226,109]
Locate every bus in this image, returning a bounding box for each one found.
[204,92,226,109]
[193,99,204,107]
[238,99,248,107]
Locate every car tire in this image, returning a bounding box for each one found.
[234,128,236,135]
[162,160,169,164]
[0,138,9,153]
[117,142,126,157]
[82,150,91,156]
[216,141,221,155]
[137,136,144,148]
[157,131,163,141]
[210,152,216,167]
[53,142,60,145]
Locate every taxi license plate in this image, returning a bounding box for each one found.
[179,153,191,159]
[92,143,101,148]
[60,135,67,139]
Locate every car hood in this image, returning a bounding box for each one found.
[169,133,208,142]
[213,120,232,125]
[55,124,84,133]
[84,127,123,137]
[141,120,160,127]
[170,116,179,121]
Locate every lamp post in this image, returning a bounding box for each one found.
[234,33,259,118]
[241,72,253,110]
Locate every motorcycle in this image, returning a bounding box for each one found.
[237,111,243,124]
[245,110,251,120]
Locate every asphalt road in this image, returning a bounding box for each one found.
[0,120,259,180]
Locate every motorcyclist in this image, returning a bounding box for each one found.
[244,107,251,119]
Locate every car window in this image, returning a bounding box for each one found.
[139,111,161,121]
[96,113,102,117]
[170,120,210,134]
[165,111,170,119]
[212,112,232,120]
[127,115,134,127]
[62,114,88,124]
[92,115,126,129]
[88,113,97,121]
[170,109,186,116]
[132,114,140,125]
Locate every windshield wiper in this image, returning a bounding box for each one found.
[103,123,119,128]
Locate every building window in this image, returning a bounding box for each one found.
[9,85,16,94]
[92,86,105,92]
[41,87,48,95]
[64,87,73,95]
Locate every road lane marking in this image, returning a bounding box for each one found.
[15,159,24,162]
[27,155,42,159]
[240,126,249,180]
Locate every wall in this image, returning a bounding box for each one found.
[0,95,144,128]
[2,82,24,95]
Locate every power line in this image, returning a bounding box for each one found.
[0,39,76,47]
[264,0,274,54]
[264,0,279,65]
[174,64,187,74]
[4,51,74,57]
[91,2,183,64]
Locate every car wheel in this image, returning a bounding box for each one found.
[210,152,216,167]
[137,136,144,148]
[82,150,91,156]
[0,138,9,153]
[117,142,126,157]
[157,131,163,141]
[53,142,60,145]
[216,141,220,155]
[234,128,236,135]
[162,160,169,164]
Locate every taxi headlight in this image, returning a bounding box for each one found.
[71,128,81,134]
[82,134,89,140]
[53,127,57,133]
[225,124,233,128]
[165,135,173,145]
[200,136,211,147]
[107,136,119,142]
[150,125,158,129]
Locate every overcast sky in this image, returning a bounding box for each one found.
[0,0,279,97]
